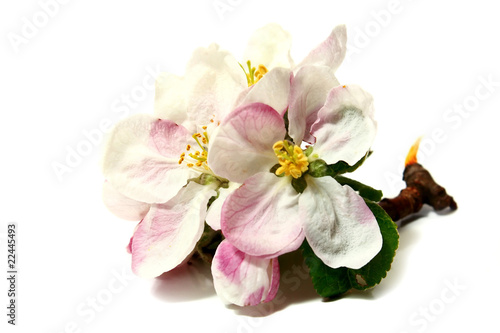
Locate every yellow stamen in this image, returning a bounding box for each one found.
[240,60,269,87]
[179,129,212,172]
[254,64,268,83]
[273,141,284,151]
[273,140,309,179]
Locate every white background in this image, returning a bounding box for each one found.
[1,0,499,332]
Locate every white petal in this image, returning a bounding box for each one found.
[235,67,291,116]
[131,182,217,278]
[155,44,247,132]
[154,72,189,127]
[102,181,150,221]
[243,23,294,69]
[311,84,377,166]
[212,240,280,306]
[185,44,248,128]
[300,176,382,269]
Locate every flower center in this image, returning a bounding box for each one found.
[273,140,309,179]
[178,126,210,172]
[240,60,268,87]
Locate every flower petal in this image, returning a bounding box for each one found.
[243,23,294,69]
[154,72,189,127]
[205,181,241,231]
[102,181,150,221]
[297,25,347,72]
[126,222,141,254]
[131,181,217,278]
[311,85,377,166]
[155,44,247,132]
[102,114,194,203]
[212,240,280,306]
[235,67,292,116]
[300,176,382,269]
[221,172,304,257]
[288,65,340,144]
[208,103,286,183]
[186,44,248,128]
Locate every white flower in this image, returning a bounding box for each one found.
[101,44,247,278]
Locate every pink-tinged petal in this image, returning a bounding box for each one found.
[102,114,194,204]
[221,172,304,257]
[212,240,280,306]
[243,23,294,69]
[311,85,377,166]
[131,182,217,278]
[271,229,306,259]
[288,65,340,144]
[300,176,382,269]
[208,103,286,183]
[126,235,133,254]
[126,222,141,254]
[235,67,292,116]
[206,181,241,231]
[102,181,150,221]
[297,25,347,72]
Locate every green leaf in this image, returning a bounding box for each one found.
[302,199,399,298]
[327,151,372,177]
[335,175,383,202]
[350,201,399,290]
[302,242,351,296]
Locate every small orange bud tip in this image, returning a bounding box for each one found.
[405,137,422,166]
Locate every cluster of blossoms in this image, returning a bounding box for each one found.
[101,24,384,306]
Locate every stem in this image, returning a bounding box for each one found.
[379,163,457,222]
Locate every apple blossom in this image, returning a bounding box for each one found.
[209,84,382,270]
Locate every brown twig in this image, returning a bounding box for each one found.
[378,139,458,222]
